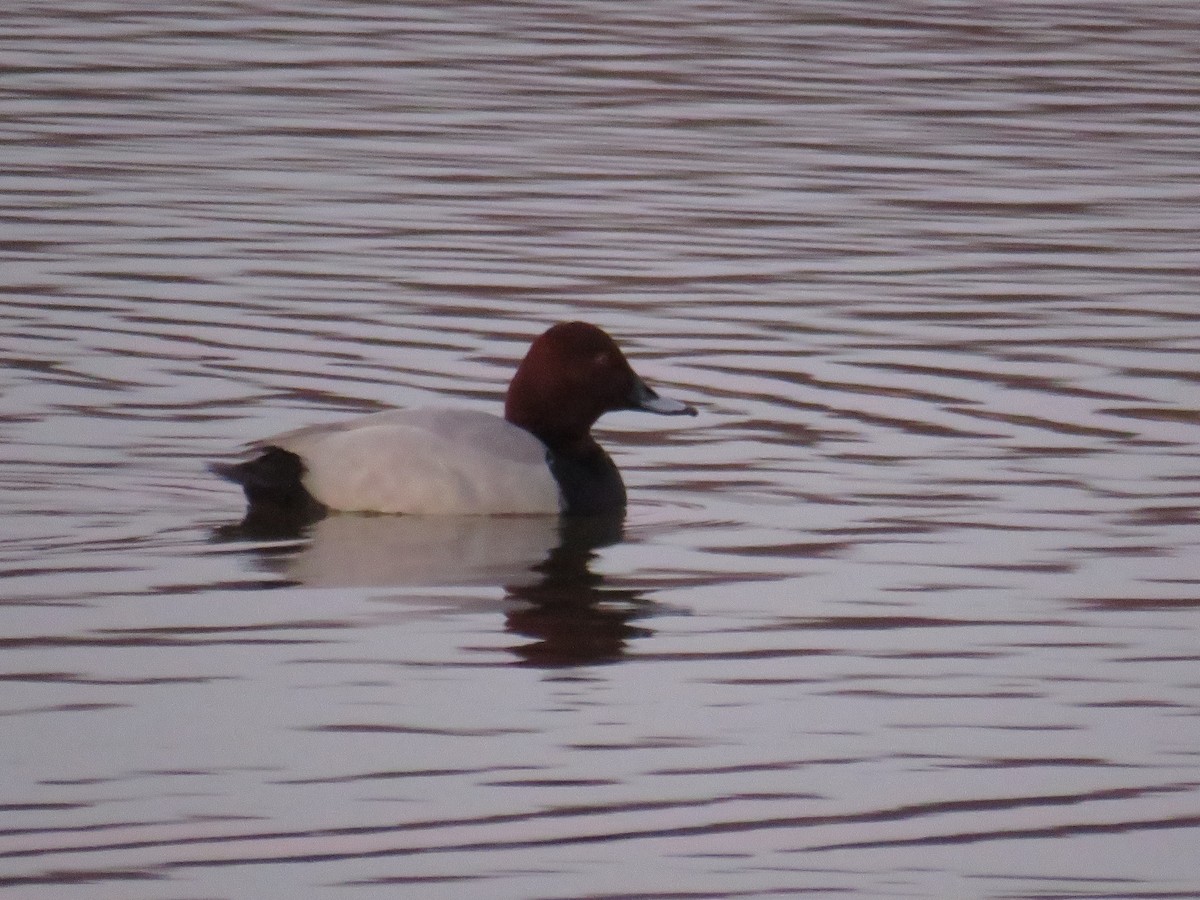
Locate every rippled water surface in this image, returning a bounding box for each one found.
[3,2,1200,897]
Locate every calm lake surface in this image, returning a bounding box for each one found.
[3,2,1200,897]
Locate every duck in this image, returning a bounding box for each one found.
[212,321,696,521]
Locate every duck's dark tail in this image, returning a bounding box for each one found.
[210,446,327,532]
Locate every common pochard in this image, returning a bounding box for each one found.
[213,321,696,520]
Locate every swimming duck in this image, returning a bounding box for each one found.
[212,321,696,520]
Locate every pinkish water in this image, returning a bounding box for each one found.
[2,2,1199,898]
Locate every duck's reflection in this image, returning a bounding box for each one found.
[505,515,651,667]
[215,511,651,667]
[270,513,561,589]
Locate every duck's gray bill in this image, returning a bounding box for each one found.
[631,378,697,416]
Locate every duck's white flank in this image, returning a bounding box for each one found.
[259,408,562,515]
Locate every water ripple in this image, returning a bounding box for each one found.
[2,1,1200,897]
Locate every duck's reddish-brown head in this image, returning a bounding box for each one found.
[504,321,695,452]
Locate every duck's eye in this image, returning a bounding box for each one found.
[590,351,612,370]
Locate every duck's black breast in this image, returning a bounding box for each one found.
[545,445,627,516]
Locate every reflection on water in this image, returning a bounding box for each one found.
[3,0,1200,897]
[224,511,646,667]
[504,516,652,667]
[229,513,562,589]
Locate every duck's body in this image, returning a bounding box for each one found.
[251,408,561,515]
[213,322,694,520]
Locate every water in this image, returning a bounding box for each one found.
[3,1,1200,897]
